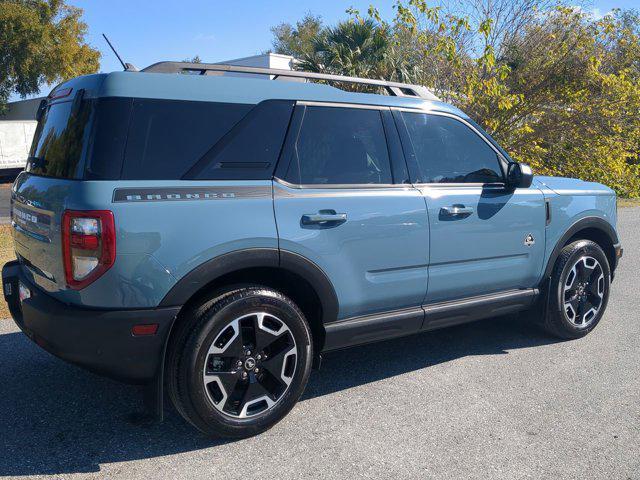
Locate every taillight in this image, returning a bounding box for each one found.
[62,210,116,289]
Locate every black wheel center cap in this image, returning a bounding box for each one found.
[244,357,256,370]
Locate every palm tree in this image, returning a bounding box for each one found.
[297,19,390,90]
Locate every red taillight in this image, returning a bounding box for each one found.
[62,210,116,290]
[70,233,99,249]
[132,324,159,336]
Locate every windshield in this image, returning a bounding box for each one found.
[26,98,94,179]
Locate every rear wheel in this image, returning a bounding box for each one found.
[543,240,611,339]
[167,287,313,438]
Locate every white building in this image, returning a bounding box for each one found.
[0,98,40,172]
[218,52,295,72]
[0,53,295,173]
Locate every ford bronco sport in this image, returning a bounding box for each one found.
[2,62,623,438]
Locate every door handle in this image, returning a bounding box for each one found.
[440,205,474,217]
[301,210,347,227]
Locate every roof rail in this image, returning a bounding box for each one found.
[141,61,440,101]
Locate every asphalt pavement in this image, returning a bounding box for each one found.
[0,208,638,479]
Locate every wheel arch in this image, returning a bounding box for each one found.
[543,216,619,281]
[159,248,338,355]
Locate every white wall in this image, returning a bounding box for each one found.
[0,121,37,170]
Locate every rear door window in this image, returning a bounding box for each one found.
[286,106,393,185]
[401,112,503,184]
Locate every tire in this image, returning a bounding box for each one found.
[542,240,611,339]
[166,287,313,438]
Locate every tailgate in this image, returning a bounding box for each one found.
[11,173,76,293]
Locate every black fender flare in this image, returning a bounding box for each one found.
[542,216,619,280]
[158,247,339,324]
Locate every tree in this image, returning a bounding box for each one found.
[274,15,392,92]
[299,19,390,85]
[0,0,100,111]
[390,1,640,197]
[182,56,202,63]
[270,1,640,197]
[496,8,640,196]
[271,13,323,59]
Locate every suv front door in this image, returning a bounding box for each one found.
[273,103,429,328]
[395,110,546,305]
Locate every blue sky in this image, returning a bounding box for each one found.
[9,0,640,101]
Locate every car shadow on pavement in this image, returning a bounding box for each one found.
[0,314,559,476]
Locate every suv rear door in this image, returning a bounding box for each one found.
[273,102,429,326]
[395,109,546,306]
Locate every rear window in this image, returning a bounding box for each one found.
[27,99,93,179]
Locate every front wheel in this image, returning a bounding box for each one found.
[166,287,313,438]
[542,240,611,339]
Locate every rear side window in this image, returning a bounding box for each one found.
[402,112,503,184]
[286,106,392,185]
[27,98,93,179]
[186,100,295,180]
[121,99,252,180]
[84,97,132,180]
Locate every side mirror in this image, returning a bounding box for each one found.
[507,162,533,189]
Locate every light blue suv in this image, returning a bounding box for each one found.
[2,62,623,438]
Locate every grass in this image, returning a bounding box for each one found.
[619,198,640,208]
[0,225,14,319]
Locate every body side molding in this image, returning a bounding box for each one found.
[422,288,538,331]
[323,288,538,352]
[323,306,424,351]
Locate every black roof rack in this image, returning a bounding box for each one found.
[141,61,439,101]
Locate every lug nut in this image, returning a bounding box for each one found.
[256,354,262,360]
[245,350,252,356]
[254,368,259,373]
[241,372,248,379]
[236,360,243,367]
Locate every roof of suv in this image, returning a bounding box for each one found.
[55,71,469,118]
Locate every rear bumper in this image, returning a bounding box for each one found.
[2,260,179,384]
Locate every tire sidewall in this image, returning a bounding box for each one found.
[182,289,312,436]
[552,240,611,335]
